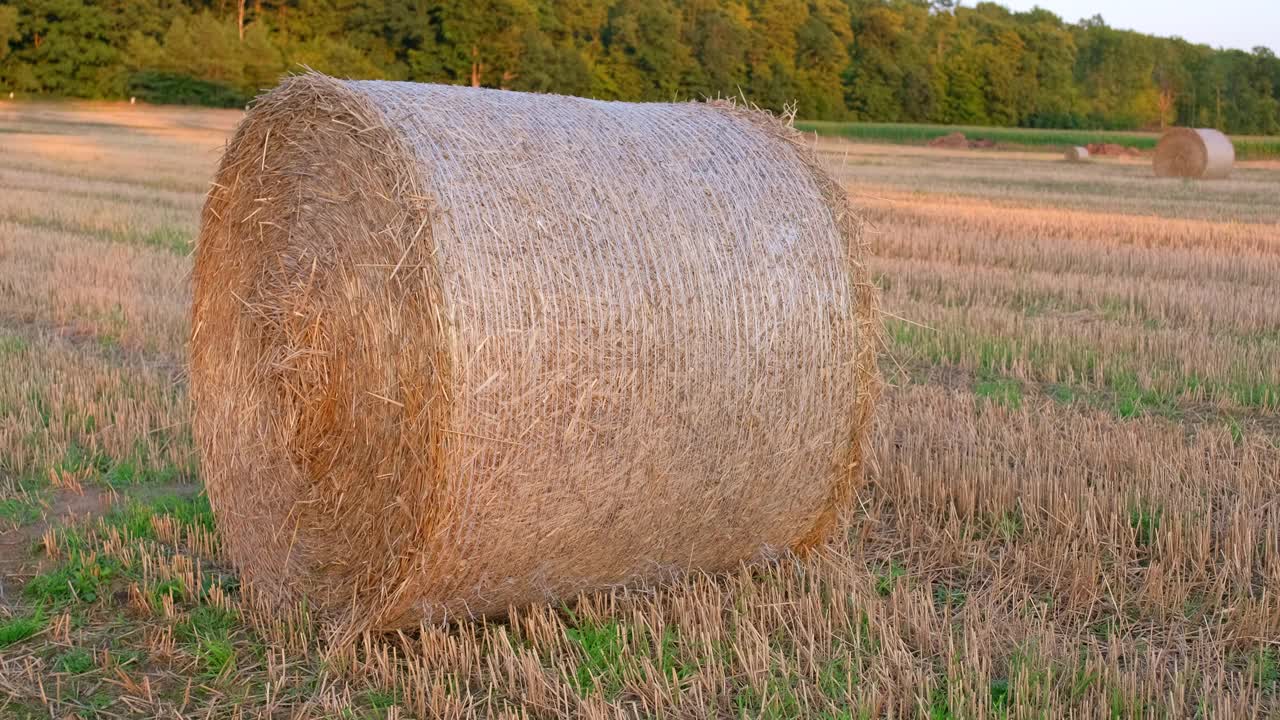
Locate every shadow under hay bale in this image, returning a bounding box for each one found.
[1153,127,1234,179]
[190,73,880,631]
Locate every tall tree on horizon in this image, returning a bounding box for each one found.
[412,0,536,87]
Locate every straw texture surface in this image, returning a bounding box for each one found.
[190,73,878,630]
[1153,127,1234,179]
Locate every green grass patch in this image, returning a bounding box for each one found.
[193,633,236,675]
[988,508,1025,541]
[177,606,240,676]
[1232,137,1280,161]
[1128,504,1163,548]
[974,375,1023,409]
[799,121,1161,151]
[25,552,122,605]
[1222,378,1280,411]
[1105,371,1178,420]
[137,225,192,254]
[1109,687,1149,718]
[1098,296,1153,325]
[928,679,955,719]
[817,655,858,700]
[58,442,112,477]
[53,439,191,489]
[565,616,628,698]
[932,585,967,610]
[1253,647,1279,694]
[0,495,42,525]
[101,493,212,543]
[4,214,193,254]
[889,320,1277,420]
[1046,384,1078,405]
[1227,418,1245,446]
[562,614,688,700]
[1064,660,1100,705]
[0,334,29,355]
[0,612,45,648]
[976,338,1020,376]
[360,689,399,712]
[151,578,185,604]
[651,626,686,684]
[734,670,803,719]
[873,561,906,597]
[55,647,95,674]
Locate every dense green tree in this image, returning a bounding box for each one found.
[509,0,608,95]
[411,0,537,87]
[743,0,804,110]
[1074,18,1162,128]
[597,0,692,100]
[794,0,852,119]
[680,0,751,99]
[936,34,988,124]
[1222,49,1280,134]
[6,0,124,96]
[285,35,386,79]
[845,1,934,121]
[1015,8,1077,126]
[0,5,17,61]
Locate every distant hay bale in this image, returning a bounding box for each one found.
[1065,146,1089,162]
[1153,128,1234,179]
[928,131,968,149]
[190,73,879,630]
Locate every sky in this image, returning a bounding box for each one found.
[997,0,1278,54]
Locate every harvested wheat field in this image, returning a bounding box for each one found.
[1,103,1279,718]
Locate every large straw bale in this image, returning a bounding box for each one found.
[1153,127,1234,179]
[190,73,878,630]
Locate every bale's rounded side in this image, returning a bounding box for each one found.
[1153,128,1234,179]
[191,73,878,630]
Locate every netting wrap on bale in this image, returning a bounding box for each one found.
[190,73,878,630]
[1153,127,1234,179]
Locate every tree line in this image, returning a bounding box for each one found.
[2,0,1278,134]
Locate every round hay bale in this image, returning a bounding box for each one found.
[1065,146,1089,162]
[190,73,879,630]
[1153,127,1234,179]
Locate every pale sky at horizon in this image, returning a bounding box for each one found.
[996,1,1277,54]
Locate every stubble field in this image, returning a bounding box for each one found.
[0,103,1278,718]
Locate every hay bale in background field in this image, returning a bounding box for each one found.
[190,73,879,631]
[928,131,969,149]
[1065,146,1089,162]
[1154,127,1234,179]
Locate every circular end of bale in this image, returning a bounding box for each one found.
[191,75,447,627]
[1153,128,1234,179]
